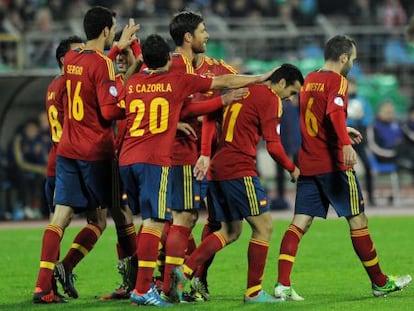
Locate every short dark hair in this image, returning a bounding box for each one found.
[141,34,171,69]
[83,6,115,41]
[324,35,356,62]
[169,11,204,46]
[269,63,304,86]
[55,35,84,68]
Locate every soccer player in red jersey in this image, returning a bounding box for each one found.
[118,34,272,306]
[33,36,84,304]
[170,64,304,304]
[186,53,240,301]
[274,35,411,301]
[161,11,228,300]
[44,36,84,219]
[33,6,131,303]
[100,30,143,301]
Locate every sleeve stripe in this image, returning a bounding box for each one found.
[338,76,347,96]
[182,55,194,74]
[96,49,116,80]
[220,60,238,74]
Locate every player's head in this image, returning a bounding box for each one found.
[141,34,171,69]
[169,11,208,53]
[324,35,357,77]
[268,63,304,99]
[55,35,84,69]
[83,6,116,49]
[114,30,132,74]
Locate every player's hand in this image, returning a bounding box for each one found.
[194,155,210,180]
[177,122,197,139]
[129,18,140,41]
[347,126,363,144]
[117,20,140,50]
[259,67,278,82]
[221,88,248,106]
[289,166,300,183]
[343,144,357,166]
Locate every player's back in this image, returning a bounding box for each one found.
[191,55,238,156]
[45,75,65,177]
[119,69,212,167]
[298,70,349,175]
[58,47,118,161]
[209,84,280,180]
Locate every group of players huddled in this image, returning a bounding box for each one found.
[33,5,411,307]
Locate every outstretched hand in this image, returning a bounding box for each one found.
[194,155,210,181]
[221,88,248,106]
[117,19,140,50]
[347,126,363,145]
[177,122,197,139]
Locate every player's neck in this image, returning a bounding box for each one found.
[321,61,342,75]
[85,38,105,52]
[174,46,194,63]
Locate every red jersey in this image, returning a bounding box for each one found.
[298,70,351,175]
[209,84,285,180]
[118,69,213,166]
[169,53,199,165]
[193,56,238,155]
[57,47,118,161]
[45,75,65,177]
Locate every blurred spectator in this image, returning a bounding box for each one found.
[251,0,278,17]
[7,115,49,219]
[228,0,251,17]
[136,0,157,18]
[396,103,414,183]
[211,0,229,17]
[158,0,188,16]
[347,77,375,205]
[384,35,414,65]
[377,0,407,27]
[367,100,403,163]
[348,0,376,25]
[112,0,139,21]
[290,0,317,26]
[47,0,66,21]
[66,0,90,35]
[27,7,57,68]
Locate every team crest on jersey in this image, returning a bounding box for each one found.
[334,96,344,106]
[109,86,118,97]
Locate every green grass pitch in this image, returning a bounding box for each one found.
[0,216,412,310]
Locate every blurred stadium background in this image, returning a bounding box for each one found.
[1,0,413,220]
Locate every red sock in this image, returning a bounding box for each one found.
[278,224,304,286]
[246,238,269,297]
[194,222,220,279]
[135,226,162,294]
[116,223,136,259]
[163,225,190,295]
[35,225,63,292]
[351,227,387,286]
[157,222,170,279]
[183,232,226,278]
[62,223,102,272]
